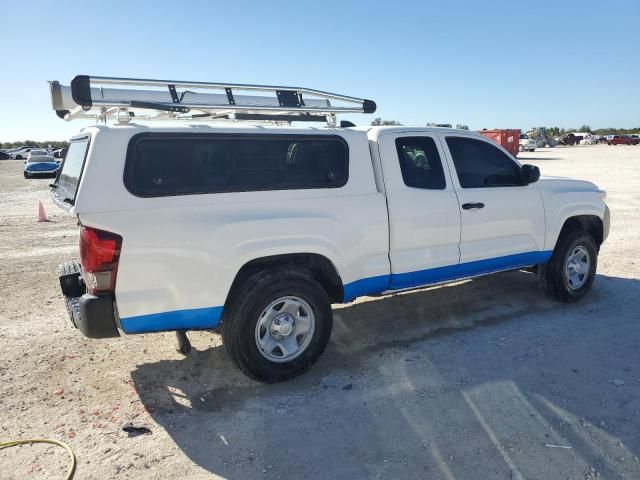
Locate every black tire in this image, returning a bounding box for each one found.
[221,268,333,383]
[538,231,598,302]
[16,155,23,160]
[518,145,525,152]
[23,172,30,179]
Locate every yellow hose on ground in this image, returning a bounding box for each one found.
[0,438,76,480]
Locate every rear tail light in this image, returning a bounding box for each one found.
[79,226,122,294]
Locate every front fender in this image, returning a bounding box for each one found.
[537,177,606,250]
[544,197,606,250]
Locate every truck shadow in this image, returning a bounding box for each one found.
[130,272,640,479]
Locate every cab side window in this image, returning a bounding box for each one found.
[395,136,446,190]
[446,136,522,188]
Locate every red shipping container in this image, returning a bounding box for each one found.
[477,129,520,157]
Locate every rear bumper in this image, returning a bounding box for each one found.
[59,261,120,338]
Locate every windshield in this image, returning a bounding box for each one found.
[30,149,48,156]
[55,137,89,203]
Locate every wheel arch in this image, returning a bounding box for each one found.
[225,253,344,308]
[555,215,604,250]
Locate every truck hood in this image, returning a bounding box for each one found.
[537,175,600,193]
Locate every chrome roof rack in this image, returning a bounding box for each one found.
[49,75,376,126]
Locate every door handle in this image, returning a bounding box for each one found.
[462,202,485,210]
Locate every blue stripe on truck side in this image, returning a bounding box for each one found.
[120,306,223,334]
[343,250,552,303]
[342,274,391,304]
[120,251,553,333]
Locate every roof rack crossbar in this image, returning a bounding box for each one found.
[49,75,376,124]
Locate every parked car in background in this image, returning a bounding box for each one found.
[556,134,583,146]
[0,151,11,160]
[607,135,639,146]
[27,149,50,159]
[23,154,60,178]
[11,146,38,159]
[583,135,601,145]
[519,134,536,152]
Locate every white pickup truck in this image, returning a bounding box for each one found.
[51,76,609,382]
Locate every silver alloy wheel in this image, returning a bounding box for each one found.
[564,245,591,290]
[255,296,315,363]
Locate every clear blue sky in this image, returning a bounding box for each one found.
[1,0,638,141]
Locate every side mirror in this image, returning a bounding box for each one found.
[521,164,540,184]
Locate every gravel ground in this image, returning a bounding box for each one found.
[0,144,639,480]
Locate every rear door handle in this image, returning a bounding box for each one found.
[462,202,485,210]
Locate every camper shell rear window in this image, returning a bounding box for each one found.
[53,136,90,205]
[124,133,349,197]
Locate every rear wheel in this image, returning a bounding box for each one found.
[519,145,525,152]
[222,268,333,383]
[538,231,597,302]
[23,172,30,178]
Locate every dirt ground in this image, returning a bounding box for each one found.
[0,144,639,480]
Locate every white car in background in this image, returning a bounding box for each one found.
[11,146,38,159]
[26,149,50,160]
[519,134,536,152]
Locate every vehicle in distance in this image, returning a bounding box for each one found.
[24,154,60,178]
[583,135,602,145]
[27,149,50,158]
[607,135,639,145]
[556,133,583,146]
[519,134,536,152]
[11,146,38,159]
[50,76,610,383]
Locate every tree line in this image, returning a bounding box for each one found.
[1,140,70,149]
[371,119,640,136]
[542,126,640,136]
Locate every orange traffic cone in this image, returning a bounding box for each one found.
[37,201,49,222]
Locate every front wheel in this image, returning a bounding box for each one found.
[538,231,598,302]
[222,268,333,383]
